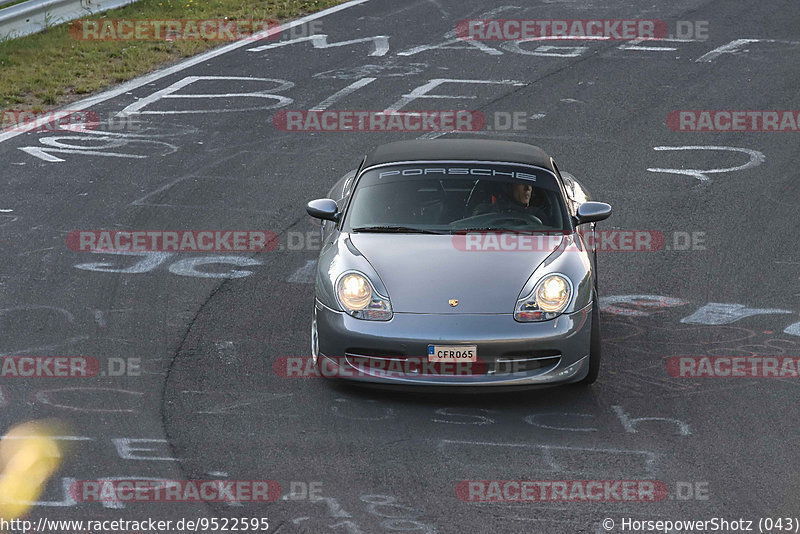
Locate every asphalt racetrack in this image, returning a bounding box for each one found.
[1,0,799,532]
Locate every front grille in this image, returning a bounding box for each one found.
[494,352,561,375]
[345,348,405,359]
[342,349,561,377]
[344,349,407,374]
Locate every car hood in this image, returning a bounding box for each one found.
[348,233,564,314]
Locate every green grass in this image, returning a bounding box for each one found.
[0,0,28,9]
[0,0,31,9]
[0,0,345,110]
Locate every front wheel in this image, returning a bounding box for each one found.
[575,301,601,386]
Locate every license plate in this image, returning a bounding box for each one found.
[428,345,478,363]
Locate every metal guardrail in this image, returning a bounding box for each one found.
[0,0,139,39]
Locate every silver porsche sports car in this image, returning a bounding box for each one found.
[306,139,611,387]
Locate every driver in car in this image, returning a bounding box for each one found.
[472,182,548,223]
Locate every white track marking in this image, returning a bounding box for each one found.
[647,145,765,183]
[14,478,78,508]
[696,38,800,62]
[438,440,660,476]
[680,303,792,325]
[432,407,495,425]
[19,146,146,162]
[599,294,686,317]
[397,5,518,57]
[19,128,179,162]
[384,78,525,113]
[784,322,800,337]
[612,405,691,436]
[311,78,377,111]
[34,387,145,413]
[501,36,599,57]
[0,0,370,144]
[399,36,503,56]
[112,438,176,461]
[287,260,317,283]
[168,256,262,278]
[75,251,172,274]
[524,412,598,432]
[618,37,698,52]
[118,76,293,116]
[248,34,389,56]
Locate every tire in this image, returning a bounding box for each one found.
[575,300,601,385]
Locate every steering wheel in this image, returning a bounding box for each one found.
[450,211,543,230]
[411,179,447,220]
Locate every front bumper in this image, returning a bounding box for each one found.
[314,300,593,386]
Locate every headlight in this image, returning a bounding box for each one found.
[336,272,392,321]
[514,274,572,322]
[338,273,371,310]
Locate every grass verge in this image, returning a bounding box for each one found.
[0,0,345,110]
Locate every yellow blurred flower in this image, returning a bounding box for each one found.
[0,421,64,521]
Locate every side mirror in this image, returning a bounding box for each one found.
[306,198,340,222]
[575,201,612,225]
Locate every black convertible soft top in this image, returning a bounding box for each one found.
[362,139,554,172]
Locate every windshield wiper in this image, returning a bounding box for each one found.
[452,227,562,233]
[351,225,445,234]
[451,227,525,233]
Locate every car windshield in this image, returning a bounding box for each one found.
[342,163,570,233]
